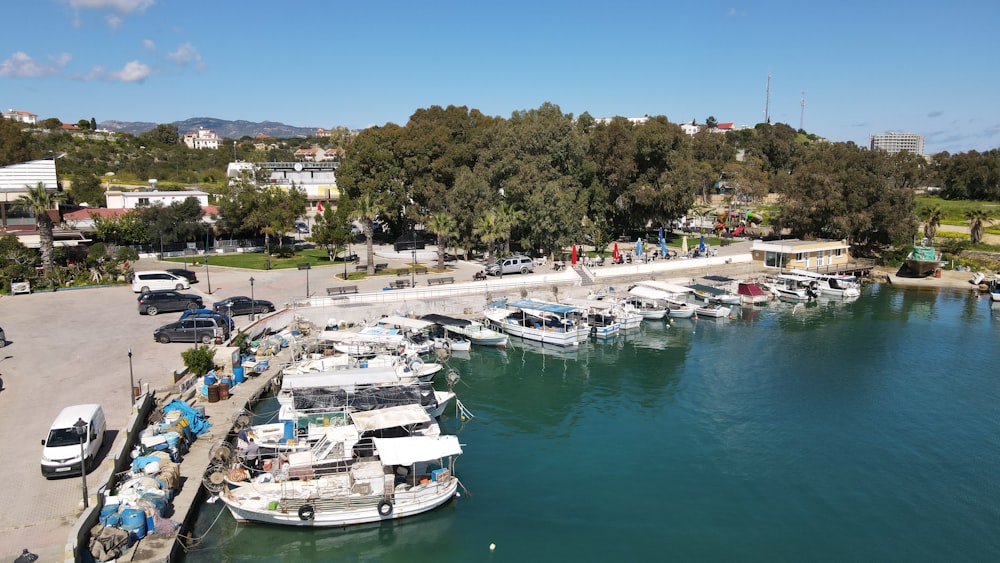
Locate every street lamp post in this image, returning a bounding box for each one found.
[128,348,135,406]
[73,418,89,508]
[298,263,311,297]
[249,277,255,321]
[411,238,416,287]
[204,228,213,294]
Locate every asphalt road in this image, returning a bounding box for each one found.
[0,256,315,561]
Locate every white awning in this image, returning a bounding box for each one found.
[350,404,431,432]
[281,367,401,389]
[377,315,435,331]
[372,435,463,465]
[636,280,693,294]
[628,285,671,300]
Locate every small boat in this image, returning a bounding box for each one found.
[219,433,462,527]
[625,285,671,320]
[694,303,732,318]
[483,299,590,347]
[787,269,861,299]
[769,274,819,301]
[737,280,770,305]
[419,314,509,348]
[905,243,942,276]
[688,283,742,306]
[633,281,697,317]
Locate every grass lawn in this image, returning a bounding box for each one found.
[915,195,1000,225]
[164,248,449,280]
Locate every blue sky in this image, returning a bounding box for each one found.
[2,1,998,154]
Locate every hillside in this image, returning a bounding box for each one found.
[98,117,319,138]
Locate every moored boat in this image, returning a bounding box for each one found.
[737,280,770,305]
[219,433,462,527]
[787,269,861,299]
[483,299,590,347]
[419,314,509,348]
[905,244,942,277]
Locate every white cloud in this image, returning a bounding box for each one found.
[143,38,156,51]
[0,51,68,77]
[71,60,151,83]
[105,14,122,29]
[111,60,151,82]
[167,42,205,69]
[69,0,155,14]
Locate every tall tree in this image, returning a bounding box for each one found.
[425,211,458,269]
[921,205,943,240]
[352,193,384,274]
[0,118,35,166]
[312,194,354,265]
[965,209,993,245]
[14,182,66,274]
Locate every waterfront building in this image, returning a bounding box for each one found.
[751,238,852,270]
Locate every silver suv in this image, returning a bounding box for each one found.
[486,255,535,276]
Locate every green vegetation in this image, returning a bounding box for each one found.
[181,345,217,376]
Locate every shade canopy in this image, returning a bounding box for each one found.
[372,435,463,465]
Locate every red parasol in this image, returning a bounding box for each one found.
[571,244,578,265]
[613,242,620,262]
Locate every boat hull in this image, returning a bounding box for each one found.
[221,477,458,527]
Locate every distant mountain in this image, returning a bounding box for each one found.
[99,117,319,139]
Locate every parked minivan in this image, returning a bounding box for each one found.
[132,270,191,293]
[486,255,535,276]
[153,316,230,344]
[40,404,106,478]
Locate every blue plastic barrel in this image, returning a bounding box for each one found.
[233,366,245,383]
[282,420,295,441]
[204,373,217,386]
[121,508,147,539]
[220,377,233,390]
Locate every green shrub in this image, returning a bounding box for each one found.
[181,345,216,376]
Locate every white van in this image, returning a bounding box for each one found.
[132,270,191,293]
[40,404,106,478]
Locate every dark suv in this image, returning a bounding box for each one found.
[153,317,230,344]
[137,290,204,316]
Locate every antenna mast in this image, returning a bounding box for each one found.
[799,91,806,131]
[764,69,771,124]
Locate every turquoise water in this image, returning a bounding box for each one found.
[184,286,1000,562]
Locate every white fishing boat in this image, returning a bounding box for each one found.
[694,303,732,318]
[787,269,861,299]
[566,297,642,332]
[419,314,509,348]
[769,274,820,301]
[625,285,670,320]
[483,299,590,347]
[634,281,698,318]
[219,434,462,527]
[283,353,442,382]
[688,283,742,306]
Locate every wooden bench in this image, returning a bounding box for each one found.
[389,280,411,289]
[427,276,454,286]
[355,264,369,272]
[375,263,389,272]
[326,285,358,295]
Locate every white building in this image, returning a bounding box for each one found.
[105,189,210,209]
[227,161,338,210]
[2,109,37,125]
[869,132,925,155]
[182,128,222,150]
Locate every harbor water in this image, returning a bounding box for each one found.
[184,285,1000,562]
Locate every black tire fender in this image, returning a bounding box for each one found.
[377,499,393,517]
[298,504,315,521]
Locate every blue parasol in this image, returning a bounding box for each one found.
[658,227,667,256]
[699,235,706,254]
[635,238,643,256]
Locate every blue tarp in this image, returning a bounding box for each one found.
[162,399,212,436]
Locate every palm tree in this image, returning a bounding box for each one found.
[14,182,66,274]
[965,209,993,246]
[922,205,943,240]
[425,211,458,269]
[473,211,502,264]
[354,193,383,275]
[496,202,525,255]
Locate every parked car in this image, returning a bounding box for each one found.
[137,290,204,316]
[166,268,199,284]
[212,296,275,317]
[153,317,230,344]
[294,221,309,234]
[131,270,191,293]
[486,255,535,276]
[179,308,235,331]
